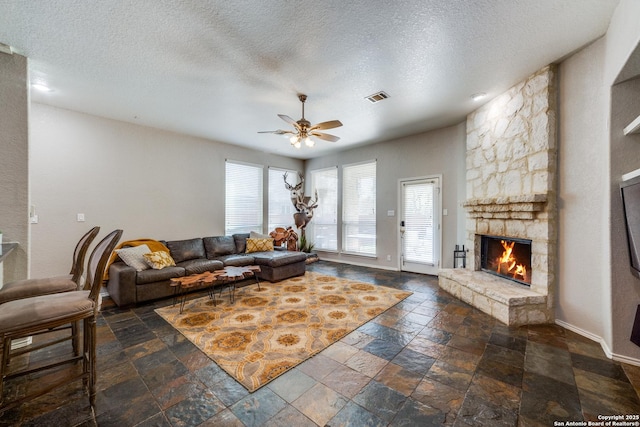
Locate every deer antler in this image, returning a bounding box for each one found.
[307,190,319,210]
[283,172,293,191]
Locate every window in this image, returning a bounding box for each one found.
[268,167,298,231]
[225,160,263,235]
[308,167,338,251]
[342,161,376,256]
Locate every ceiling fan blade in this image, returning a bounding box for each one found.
[278,114,301,130]
[309,120,343,131]
[258,130,294,135]
[310,131,340,142]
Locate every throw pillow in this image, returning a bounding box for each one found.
[143,251,176,269]
[245,238,274,253]
[116,244,151,271]
[250,231,272,240]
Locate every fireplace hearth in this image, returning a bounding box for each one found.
[480,235,532,286]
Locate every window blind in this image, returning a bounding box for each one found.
[308,167,338,251]
[268,168,298,232]
[225,161,263,235]
[342,161,376,255]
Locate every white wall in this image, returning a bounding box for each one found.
[29,103,303,278]
[0,52,29,283]
[557,37,610,343]
[557,0,640,362]
[305,123,467,271]
[604,0,640,87]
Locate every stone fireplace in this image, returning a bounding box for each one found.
[439,66,556,326]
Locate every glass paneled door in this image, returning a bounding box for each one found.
[400,177,440,275]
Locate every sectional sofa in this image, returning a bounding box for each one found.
[106,233,307,306]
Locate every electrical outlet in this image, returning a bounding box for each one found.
[386,255,392,261]
[77,213,85,222]
[30,215,38,224]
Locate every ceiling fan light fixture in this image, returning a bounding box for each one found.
[259,94,342,149]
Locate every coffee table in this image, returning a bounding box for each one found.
[170,265,261,313]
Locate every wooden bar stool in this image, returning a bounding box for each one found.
[0,229,122,413]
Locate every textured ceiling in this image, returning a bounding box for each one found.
[0,0,619,159]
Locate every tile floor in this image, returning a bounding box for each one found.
[2,261,640,426]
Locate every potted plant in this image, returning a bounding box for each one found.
[298,233,319,264]
[298,233,314,253]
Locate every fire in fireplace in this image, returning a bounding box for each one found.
[480,235,532,286]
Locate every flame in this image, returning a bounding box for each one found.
[497,240,527,280]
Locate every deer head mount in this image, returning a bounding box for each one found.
[283,171,319,230]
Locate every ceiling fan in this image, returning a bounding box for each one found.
[258,94,343,148]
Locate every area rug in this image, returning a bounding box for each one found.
[154,272,412,392]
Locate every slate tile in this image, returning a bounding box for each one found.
[268,368,317,403]
[363,338,405,360]
[519,371,582,425]
[292,382,348,426]
[263,405,317,427]
[353,380,407,422]
[328,401,387,427]
[321,364,371,399]
[456,393,518,426]
[390,397,447,427]
[165,390,226,427]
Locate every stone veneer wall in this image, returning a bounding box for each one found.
[440,65,557,325]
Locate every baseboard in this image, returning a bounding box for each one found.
[314,256,400,271]
[612,352,640,367]
[555,319,640,367]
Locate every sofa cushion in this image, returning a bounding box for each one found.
[166,238,205,263]
[136,266,185,285]
[233,233,250,254]
[252,251,307,268]
[178,258,224,275]
[216,254,255,267]
[204,236,237,258]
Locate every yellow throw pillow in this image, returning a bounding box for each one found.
[143,251,176,269]
[245,238,274,253]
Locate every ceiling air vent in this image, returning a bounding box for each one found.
[365,91,390,103]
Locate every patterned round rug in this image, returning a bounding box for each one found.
[155,272,412,392]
